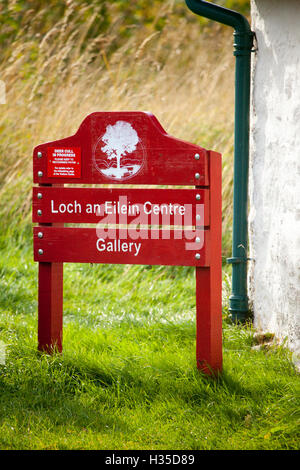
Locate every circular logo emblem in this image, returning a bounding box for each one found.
[93,120,145,181]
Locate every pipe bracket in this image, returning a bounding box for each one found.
[233,31,254,56]
[226,256,249,264]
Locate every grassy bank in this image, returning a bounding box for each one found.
[0,1,299,451]
[0,1,236,255]
[0,238,299,450]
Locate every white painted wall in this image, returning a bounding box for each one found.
[249,0,300,356]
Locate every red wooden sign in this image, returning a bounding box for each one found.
[32,187,210,226]
[33,112,208,186]
[32,111,222,375]
[33,227,209,266]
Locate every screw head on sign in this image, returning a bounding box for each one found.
[38,171,43,177]
[196,194,201,200]
[196,214,201,221]
[37,193,42,199]
[37,151,42,158]
[38,232,43,239]
[194,153,200,160]
[38,249,43,255]
[196,237,200,243]
[195,253,201,260]
[37,209,42,216]
[195,173,200,180]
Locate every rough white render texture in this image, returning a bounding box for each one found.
[249,0,300,355]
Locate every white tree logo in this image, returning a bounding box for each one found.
[94,120,143,180]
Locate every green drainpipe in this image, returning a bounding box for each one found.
[185,0,254,322]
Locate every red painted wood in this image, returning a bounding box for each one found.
[33,112,209,186]
[196,151,222,375]
[38,261,63,353]
[37,184,64,354]
[47,147,81,178]
[32,111,222,376]
[33,226,209,267]
[32,186,209,226]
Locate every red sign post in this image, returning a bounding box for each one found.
[32,112,222,375]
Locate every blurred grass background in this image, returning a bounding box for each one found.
[0,0,250,255]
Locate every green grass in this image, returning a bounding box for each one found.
[0,1,299,450]
[0,230,299,450]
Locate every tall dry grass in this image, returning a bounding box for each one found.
[0,3,235,254]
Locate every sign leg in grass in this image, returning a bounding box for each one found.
[38,261,63,354]
[196,152,222,374]
[32,112,222,375]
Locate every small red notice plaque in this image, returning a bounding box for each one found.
[47,147,81,178]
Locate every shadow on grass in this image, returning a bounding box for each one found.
[0,360,129,436]
[1,313,297,447]
[0,335,297,450]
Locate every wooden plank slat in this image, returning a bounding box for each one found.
[33,227,209,267]
[38,262,63,353]
[32,187,209,226]
[33,112,209,186]
[196,151,222,374]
